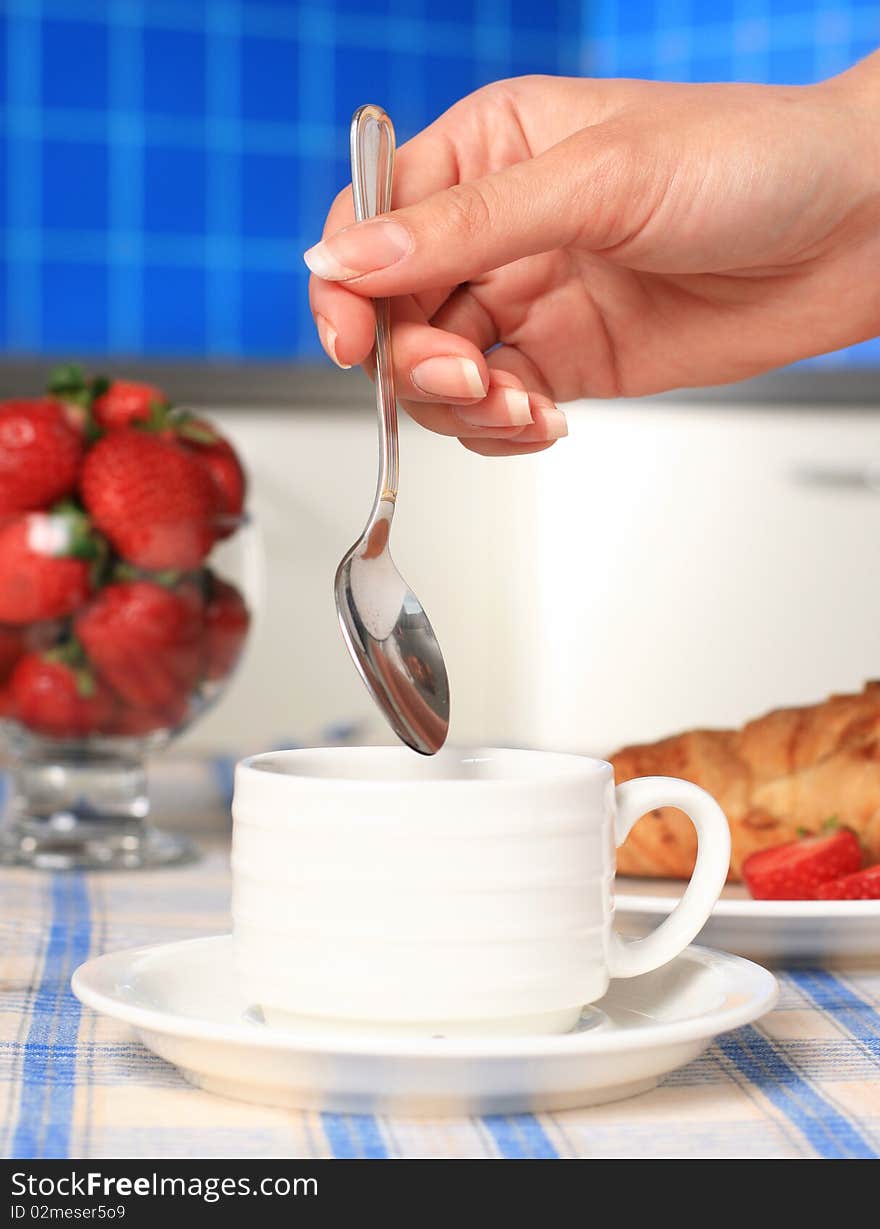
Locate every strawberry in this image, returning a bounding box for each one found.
[815,865,880,900]
[93,380,167,430]
[196,439,246,534]
[75,580,203,711]
[10,652,115,738]
[0,627,25,682]
[106,693,189,738]
[0,399,83,514]
[742,827,863,900]
[80,430,218,569]
[0,513,94,624]
[204,576,250,679]
[174,417,246,536]
[46,363,108,439]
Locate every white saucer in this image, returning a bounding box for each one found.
[71,935,777,1116]
[615,878,880,965]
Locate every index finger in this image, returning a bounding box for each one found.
[310,112,468,365]
[320,99,475,240]
[310,87,524,366]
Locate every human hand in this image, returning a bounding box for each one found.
[307,58,880,456]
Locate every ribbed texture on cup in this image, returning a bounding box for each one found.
[231,755,616,1026]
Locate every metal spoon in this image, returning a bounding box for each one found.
[333,104,450,755]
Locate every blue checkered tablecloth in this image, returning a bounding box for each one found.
[2,757,880,1160]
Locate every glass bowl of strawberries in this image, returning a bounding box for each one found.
[0,366,257,870]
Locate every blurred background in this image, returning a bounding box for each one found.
[2,0,879,755]
[2,0,878,366]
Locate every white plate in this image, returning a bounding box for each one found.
[615,878,880,965]
[71,935,777,1116]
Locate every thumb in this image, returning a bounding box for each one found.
[303,128,634,295]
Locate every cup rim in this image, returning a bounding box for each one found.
[236,745,613,789]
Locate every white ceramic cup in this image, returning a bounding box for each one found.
[231,747,730,1037]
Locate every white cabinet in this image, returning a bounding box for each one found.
[519,401,880,753]
[181,399,880,755]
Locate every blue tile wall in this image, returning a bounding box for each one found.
[0,0,877,368]
[588,0,880,368]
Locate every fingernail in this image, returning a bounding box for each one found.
[453,387,532,428]
[304,219,412,281]
[536,406,569,438]
[316,314,351,369]
[411,356,487,399]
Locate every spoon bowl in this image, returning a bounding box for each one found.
[334,105,450,754]
[335,503,450,755]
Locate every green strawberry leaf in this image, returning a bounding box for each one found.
[169,408,217,446]
[112,562,142,584]
[47,363,88,396]
[110,562,180,588]
[128,399,173,434]
[49,501,102,561]
[47,366,105,442]
[86,534,111,589]
[45,640,87,671]
[153,569,182,588]
[83,419,104,444]
[73,667,96,699]
[176,423,217,445]
[45,643,98,698]
[821,815,840,833]
[62,401,102,442]
[148,400,173,435]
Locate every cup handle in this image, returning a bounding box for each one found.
[607,776,731,979]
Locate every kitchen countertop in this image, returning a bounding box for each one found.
[1,757,879,1160]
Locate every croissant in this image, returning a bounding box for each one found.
[611,682,880,881]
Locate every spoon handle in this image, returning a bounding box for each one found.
[350,104,398,507]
